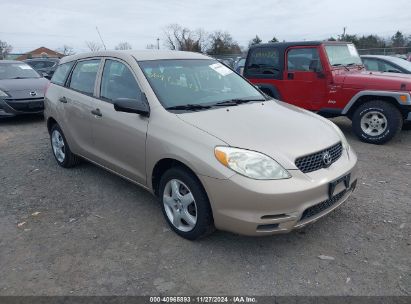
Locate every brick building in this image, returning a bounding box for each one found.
[16,47,64,60]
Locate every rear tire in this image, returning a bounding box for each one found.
[352,100,402,144]
[158,166,214,240]
[50,124,81,168]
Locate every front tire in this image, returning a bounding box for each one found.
[50,124,81,168]
[352,100,402,144]
[158,167,214,240]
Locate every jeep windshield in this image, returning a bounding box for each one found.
[325,44,363,67]
[139,59,265,111]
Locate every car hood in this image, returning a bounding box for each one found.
[341,70,411,91]
[176,101,341,169]
[0,78,49,99]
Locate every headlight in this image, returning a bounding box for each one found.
[0,89,9,97]
[215,146,290,180]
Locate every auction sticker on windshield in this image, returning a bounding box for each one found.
[209,63,233,76]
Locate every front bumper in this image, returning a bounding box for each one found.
[200,147,358,236]
[0,98,44,116]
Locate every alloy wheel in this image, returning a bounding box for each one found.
[360,111,387,136]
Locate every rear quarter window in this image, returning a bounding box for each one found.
[51,62,75,86]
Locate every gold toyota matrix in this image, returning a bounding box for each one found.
[44,50,358,240]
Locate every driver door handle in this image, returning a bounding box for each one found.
[91,108,102,117]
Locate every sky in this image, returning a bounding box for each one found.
[1,0,410,54]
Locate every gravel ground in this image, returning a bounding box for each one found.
[0,115,410,296]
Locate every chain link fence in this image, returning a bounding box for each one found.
[357,46,411,57]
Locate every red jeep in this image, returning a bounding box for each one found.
[243,41,411,144]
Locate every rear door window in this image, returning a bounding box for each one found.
[245,47,280,78]
[287,48,322,72]
[51,61,75,86]
[100,59,141,103]
[69,59,101,95]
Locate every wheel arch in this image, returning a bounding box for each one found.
[343,91,410,119]
[255,84,282,100]
[46,117,58,134]
[151,158,207,198]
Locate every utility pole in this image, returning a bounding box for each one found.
[157,38,160,50]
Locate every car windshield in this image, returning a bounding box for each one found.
[139,59,264,109]
[0,62,41,80]
[325,44,363,67]
[386,56,411,71]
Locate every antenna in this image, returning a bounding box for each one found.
[96,26,107,50]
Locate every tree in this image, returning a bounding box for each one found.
[163,24,206,52]
[327,37,337,41]
[206,31,241,55]
[268,37,279,43]
[58,45,75,56]
[248,35,262,48]
[115,42,132,50]
[356,35,386,49]
[391,31,406,47]
[85,41,102,52]
[339,34,358,45]
[0,40,12,60]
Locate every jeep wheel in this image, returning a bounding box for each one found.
[352,101,402,144]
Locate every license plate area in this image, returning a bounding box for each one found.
[329,173,350,198]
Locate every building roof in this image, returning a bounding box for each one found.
[15,47,65,60]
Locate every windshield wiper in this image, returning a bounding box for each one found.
[166,104,211,111]
[214,98,265,107]
[332,63,349,71]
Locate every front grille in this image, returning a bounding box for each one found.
[300,190,346,221]
[5,99,44,113]
[295,142,343,173]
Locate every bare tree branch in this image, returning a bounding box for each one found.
[85,41,102,52]
[0,40,13,60]
[58,45,75,56]
[115,42,132,50]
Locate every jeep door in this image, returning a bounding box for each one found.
[90,58,149,185]
[281,47,327,110]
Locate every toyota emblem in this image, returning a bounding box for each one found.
[322,151,332,167]
[30,91,37,96]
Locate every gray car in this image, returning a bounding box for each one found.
[24,58,60,79]
[361,55,411,74]
[0,60,49,117]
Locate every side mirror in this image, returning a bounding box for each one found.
[42,72,51,79]
[113,95,150,117]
